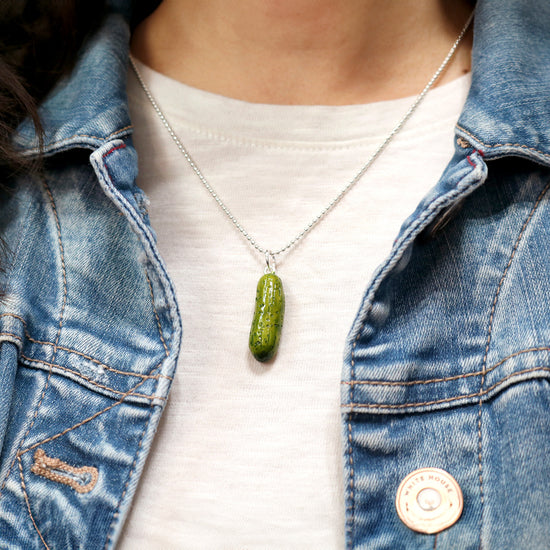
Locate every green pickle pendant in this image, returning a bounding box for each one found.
[249,271,285,362]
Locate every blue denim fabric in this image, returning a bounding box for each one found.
[342,1,550,548]
[0,0,549,548]
[0,12,180,549]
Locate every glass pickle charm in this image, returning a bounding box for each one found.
[249,271,285,362]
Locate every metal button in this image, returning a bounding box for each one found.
[417,487,442,511]
[395,468,463,534]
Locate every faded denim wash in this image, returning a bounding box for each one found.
[0,0,549,548]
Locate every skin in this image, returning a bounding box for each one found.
[131,0,474,106]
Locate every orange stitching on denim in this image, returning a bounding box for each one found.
[0,332,22,342]
[21,337,172,380]
[433,533,438,550]
[26,337,138,375]
[343,369,480,387]
[32,126,134,152]
[344,366,550,409]
[342,346,550,387]
[18,455,51,549]
[477,178,550,543]
[104,406,155,549]
[346,337,358,549]
[31,448,98,494]
[346,413,354,550]
[344,152,483,545]
[42,182,68,351]
[106,126,133,140]
[456,125,550,160]
[18,361,164,458]
[344,153,481,547]
[56,127,133,144]
[19,401,125,459]
[1,361,164,496]
[19,354,163,401]
[145,270,169,357]
[0,181,68,500]
[0,313,171,380]
[0,312,26,324]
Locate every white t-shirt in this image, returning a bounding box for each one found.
[121,59,471,549]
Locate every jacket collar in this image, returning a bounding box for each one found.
[14,0,550,167]
[14,12,133,155]
[456,0,550,166]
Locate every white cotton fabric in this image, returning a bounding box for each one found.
[120,59,471,549]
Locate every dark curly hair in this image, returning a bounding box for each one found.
[0,0,106,169]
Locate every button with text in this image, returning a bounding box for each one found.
[395,467,463,534]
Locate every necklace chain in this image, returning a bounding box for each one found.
[130,10,474,263]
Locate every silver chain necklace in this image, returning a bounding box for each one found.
[130,10,474,362]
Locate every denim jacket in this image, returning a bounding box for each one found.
[1,1,549,548]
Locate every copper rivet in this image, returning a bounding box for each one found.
[395,467,463,534]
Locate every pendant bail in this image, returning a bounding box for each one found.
[265,251,277,274]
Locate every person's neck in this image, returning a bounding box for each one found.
[131,0,473,105]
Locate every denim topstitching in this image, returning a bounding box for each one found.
[103,405,155,550]
[17,455,50,549]
[343,345,550,386]
[0,178,68,501]
[144,269,170,358]
[476,176,550,550]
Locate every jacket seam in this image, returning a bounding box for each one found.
[343,365,550,409]
[19,354,165,401]
[17,361,164,459]
[0,314,172,380]
[92,139,181,368]
[345,412,354,550]
[103,405,155,550]
[0,180,68,501]
[102,144,171,362]
[18,456,50,549]
[0,336,166,506]
[0,312,26,322]
[476,177,550,548]
[97,139,181,381]
[144,270,169,357]
[344,153,483,549]
[0,332,22,343]
[348,153,484,369]
[18,125,134,156]
[341,345,550,386]
[24,338,170,380]
[456,124,550,160]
